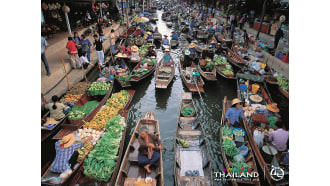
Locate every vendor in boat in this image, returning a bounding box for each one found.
[145,44,157,58]
[138,127,162,173]
[225,98,245,128]
[171,30,179,40]
[162,35,169,45]
[130,45,142,61]
[239,79,248,92]
[146,32,153,40]
[50,133,93,174]
[188,43,197,60]
[215,43,225,56]
[114,53,128,70]
[44,95,71,120]
[264,102,280,122]
[268,121,289,161]
[210,40,217,48]
[192,30,198,40]
[135,26,143,37]
[99,62,115,80]
[183,50,192,68]
[163,48,173,67]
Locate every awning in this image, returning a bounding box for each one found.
[236,73,264,82]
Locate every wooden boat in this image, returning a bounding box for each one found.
[179,58,205,93]
[70,110,129,186]
[220,96,260,186]
[225,48,248,69]
[198,59,217,81]
[215,65,235,79]
[278,86,289,99]
[174,93,213,186]
[115,112,164,186]
[155,57,175,89]
[120,26,136,39]
[153,33,162,40]
[41,112,68,143]
[129,61,157,83]
[52,81,113,140]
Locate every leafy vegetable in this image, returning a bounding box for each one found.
[277,76,289,92]
[214,55,228,65]
[223,139,238,158]
[222,125,233,138]
[206,62,214,70]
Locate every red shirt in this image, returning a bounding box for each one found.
[66,41,78,55]
[119,46,132,56]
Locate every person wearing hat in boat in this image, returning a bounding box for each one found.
[145,44,157,58]
[99,62,115,80]
[215,43,225,56]
[119,45,132,57]
[146,32,153,40]
[210,40,217,49]
[43,95,71,121]
[268,121,289,162]
[130,45,141,61]
[135,26,143,37]
[171,30,178,40]
[138,127,162,174]
[183,49,192,68]
[50,133,93,174]
[263,103,280,119]
[188,43,197,61]
[225,98,245,128]
[163,48,173,67]
[162,35,169,45]
[114,53,128,70]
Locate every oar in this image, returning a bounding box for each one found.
[79,58,88,82]
[61,57,70,90]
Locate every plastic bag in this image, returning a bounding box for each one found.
[233,154,245,163]
[253,129,264,149]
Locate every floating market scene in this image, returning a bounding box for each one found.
[41,0,289,185]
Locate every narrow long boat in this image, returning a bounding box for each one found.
[174,93,213,186]
[235,73,284,186]
[120,26,136,39]
[70,110,130,186]
[52,81,114,140]
[179,58,205,93]
[155,57,175,89]
[225,48,248,69]
[115,112,164,186]
[215,65,235,79]
[41,112,67,143]
[220,96,260,186]
[198,59,217,81]
[278,86,289,99]
[129,61,157,83]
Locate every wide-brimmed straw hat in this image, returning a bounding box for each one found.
[131,45,139,52]
[231,98,242,107]
[189,43,196,48]
[164,48,170,52]
[267,103,280,113]
[211,40,217,44]
[164,34,168,37]
[171,30,175,33]
[148,44,155,48]
[217,43,221,46]
[115,53,123,58]
[60,133,75,148]
[249,94,263,103]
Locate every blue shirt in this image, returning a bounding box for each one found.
[147,35,153,40]
[172,33,178,40]
[225,107,244,125]
[80,39,92,52]
[50,141,83,173]
[41,36,48,54]
[163,38,169,45]
[240,84,247,92]
[189,48,196,57]
[164,53,171,63]
[72,37,81,49]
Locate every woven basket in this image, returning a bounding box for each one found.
[68,117,84,124]
[181,106,195,117]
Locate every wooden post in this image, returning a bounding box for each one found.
[256,0,267,40]
[61,57,71,90]
[79,58,88,82]
[126,0,129,39]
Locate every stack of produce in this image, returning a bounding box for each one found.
[60,93,82,103]
[222,125,233,140]
[214,55,229,65]
[219,65,234,75]
[139,44,150,57]
[179,139,190,148]
[223,139,238,158]
[68,110,85,120]
[69,82,90,95]
[83,90,129,131]
[141,58,156,66]
[116,75,132,85]
[87,82,111,96]
[276,76,289,92]
[77,128,104,145]
[83,115,126,182]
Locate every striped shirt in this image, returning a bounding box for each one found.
[269,129,289,151]
[50,141,83,173]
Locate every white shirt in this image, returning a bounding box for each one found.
[79,56,89,67]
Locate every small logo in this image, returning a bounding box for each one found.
[270,167,284,181]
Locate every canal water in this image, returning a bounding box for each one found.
[86,9,289,186]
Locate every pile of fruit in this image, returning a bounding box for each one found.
[179,139,190,148]
[68,110,85,120]
[141,58,156,66]
[83,90,129,131]
[69,82,90,95]
[87,82,111,96]
[77,128,104,145]
[218,66,234,75]
[60,93,82,103]
[139,44,150,57]
[83,115,126,181]
[223,139,238,158]
[276,76,289,92]
[214,55,229,65]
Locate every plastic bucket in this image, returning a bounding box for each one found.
[261,145,278,164]
[251,84,260,93]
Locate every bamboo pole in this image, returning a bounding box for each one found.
[126,0,129,39]
[61,57,71,90]
[79,58,88,82]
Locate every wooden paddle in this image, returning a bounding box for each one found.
[61,57,70,90]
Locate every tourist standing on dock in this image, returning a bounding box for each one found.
[72,32,82,56]
[66,37,79,69]
[110,29,116,55]
[41,35,51,76]
[93,34,105,66]
[274,25,284,50]
[80,35,92,61]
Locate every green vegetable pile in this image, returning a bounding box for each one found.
[206,62,214,70]
[214,55,229,65]
[222,125,233,138]
[149,59,157,65]
[219,67,234,75]
[116,75,132,85]
[68,110,85,119]
[181,107,195,116]
[87,82,111,96]
[141,59,149,64]
[223,139,238,158]
[276,76,289,92]
[139,44,150,57]
[83,115,126,182]
[71,100,99,116]
[232,162,251,177]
